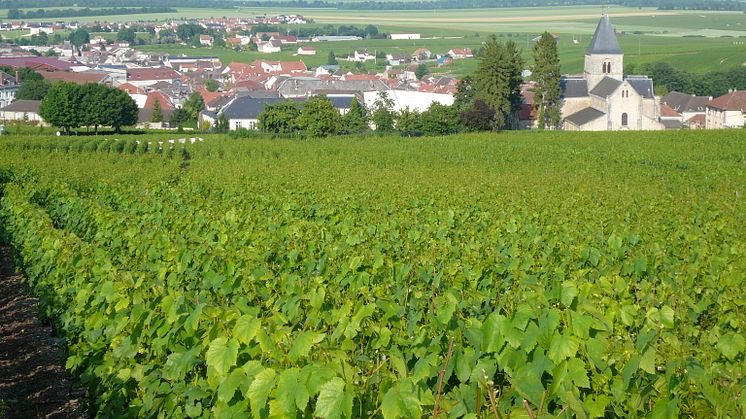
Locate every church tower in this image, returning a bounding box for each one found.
[584,15,623,91]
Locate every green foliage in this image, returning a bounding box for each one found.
[415,63,429,80]
[15,79,51,101]
[474,36,524,130]
[258,101,301,134]
[214,112,229,133]
[531,32,562,130]
[0,131,744,418]
[340,97,368,134]
[170,108,190,127]
[116,27,136,44]
[327,50,338,66]
[420,102,460,135]
[183,92,205,122]
[151,99,164,123]
[203,79,219,93]
[395,107,422,135]
[297,95,341,137]
[68,28,90,49]
[176,23,204,43]
[39,82,82,133]
[371,91,395,132]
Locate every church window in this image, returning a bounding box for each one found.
[602,61,612,74]
[621,113,628,126]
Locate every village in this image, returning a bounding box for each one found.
[0,14,742,131]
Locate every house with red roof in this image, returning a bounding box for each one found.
[705,90,746,129]
[447,48,473,59]
[127,67,181,87]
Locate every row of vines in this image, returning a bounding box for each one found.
[0,132,744,418]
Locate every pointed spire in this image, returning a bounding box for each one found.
[585,15,622,55]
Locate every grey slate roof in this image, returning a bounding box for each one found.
[661,119,683,129]
[565,107,606,126]
[589,77,622,98]
[626,76,655,99]
[220,95,351,120]
[0,100,40,113]
[560,77,588,98]
[277,77,388,97]
[662,91,711,112]
[586,15,622,55]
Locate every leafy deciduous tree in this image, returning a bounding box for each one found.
[371,91,395,133]
[298,95,341,137]
[341,97,368,134]
[258,101,301,134]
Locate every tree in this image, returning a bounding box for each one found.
[68,28,90,52]
[214,112,229,133]
[258,101,301,134]
[460,100,495,132]
[15,79,50,101]
[39,82,83,134]
[531,32,562,129]
[371,91,395,132]
[453,75,475,110]
[395,107,422,135]
[203,79,219,92]
[364,24,379,38]
[297,95,341,137]
[474,36,524,130]
[99,86,138,133]
[176,23,203,43]
[170,108,190,127]
[151,98,164,123]
[420,102,460,135]
[79,83,108,133]
[327,50,338,66]
[415,63,429,81]
[117,27,136,44]
[340,97,368,134]
[183,92,205,121]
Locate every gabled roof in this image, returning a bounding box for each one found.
[589,76,622,98]
[565,107,606,126]
[586,15,622,55]
[41,71,109,85]
[659,103,682,118]
[662,91,711,113]
[560,77,588,98]
[626,76,654,99]
[708,91,746,111]
[0,99,40,113]
[221,96,294,119]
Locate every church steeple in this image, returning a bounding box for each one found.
[584,15,624,91]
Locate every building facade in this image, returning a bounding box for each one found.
[561,15,663,131]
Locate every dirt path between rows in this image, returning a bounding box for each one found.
[0,246,86,419]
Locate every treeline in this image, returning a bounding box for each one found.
[1,0,744,11]
[7,7,176,20]
[39,82,139,134]
[253,23,383,39]
[630,62,746,97]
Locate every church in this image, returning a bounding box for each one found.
[560,15,664,131]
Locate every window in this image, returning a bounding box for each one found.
[602,61,612,74]
[236,121,242,129]
[621,113,628,126]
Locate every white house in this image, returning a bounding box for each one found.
[361,90,454,113]
[347,50,375,62]
[705,90,746,129]
[199,35,214,47]
[258,40,282,53]
[0,100,45,125]
[297,46,316,56]
[390,33,420,40]
[560,15,663,131]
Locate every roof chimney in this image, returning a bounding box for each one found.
[15,70,20,83]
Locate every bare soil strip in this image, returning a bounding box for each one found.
[0,246,85,419]
[306,11,679,23]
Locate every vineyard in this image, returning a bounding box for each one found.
[0,131,744,418]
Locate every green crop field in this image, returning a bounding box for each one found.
[0,131,744,418]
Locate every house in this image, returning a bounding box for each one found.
[315,65,340,76]
[277,77,388,98]
[311,36,362,42]
[0,57,76,72]
[201,96,291,130]
[40,71,112,85]
[386,54,411,66]
[271,35,297,44]
[258,40,282,53]
[199,35,214,47]
[0,71,19,109]
[297,46,316,56]
[0,100,45,125]
[390,33,420,40]
[560,15,663,131]
[412,48,432,62]
[447,48,473,59]
[361,90,454,113]
[705,90,746,129]
[126,67,181,87]
[659,103,683,129]
[661,91,711,129]
[347,50,376,62]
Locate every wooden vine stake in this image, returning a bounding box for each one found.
[432,337,455,419]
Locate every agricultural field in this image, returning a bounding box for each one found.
[0,131,744,417]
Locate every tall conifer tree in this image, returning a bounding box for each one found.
[474,36,524,130]
[532,32,562,129]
